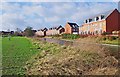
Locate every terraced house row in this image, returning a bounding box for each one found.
[35,9,120,36]
[79,9,120,35]
[35,26,65,36]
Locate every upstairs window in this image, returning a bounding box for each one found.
[96,17,99,21]
[72,28,78,32]
[72,25,75,28]
[89,19,92,22]
[75,25,78,28]
[101,15,105,19]
[86,20,88,23]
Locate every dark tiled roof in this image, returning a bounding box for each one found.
[83,9,119,24]
[56,25,63,30]
[68,22,79,28]
[87,9,119,21]
[39,28,48,31]
[43,28,48,31]
[49,25,63,30]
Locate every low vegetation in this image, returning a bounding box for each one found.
[24,27,35,37]
[2,37,39,75]
[25,38,119,75]
[100,36,120,45]
[45,34,119,45]
[62,34,80,39]
[75,35,120,45]
[2,36,119,75]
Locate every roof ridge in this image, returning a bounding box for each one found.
[86,9,116,20]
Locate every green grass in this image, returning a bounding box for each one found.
[0,37,2,76]
[2,37,39,75]
[101,39,120,45]
[62,34,80,40]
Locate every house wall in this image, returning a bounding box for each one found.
[59,28,65,34]
[46,30,51,36]
[64,23,72,34]
[79,20,106,35]
[35,31,45,36]
[106,9,120,33]
[46,29,64,36]
[72,28,79,34]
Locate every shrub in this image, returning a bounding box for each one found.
[102,37,107,41]
[24,26,35,37]
[52,34,61,38]
[62,34,80,39]
[102,36,118,41]
[118,37,120,40]
[101,32,111,35]
[107,36,118,41]
[101,36,118,41]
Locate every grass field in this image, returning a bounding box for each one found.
[1,36,119,75]
[0,37,2,76]
[2,37,39,75]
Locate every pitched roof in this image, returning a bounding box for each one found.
[39,28,48,31]
[87,9,119,21]
[43,28,48,31]
[49,25,63,30]
[67,22,79,28]
[56,25,63,30]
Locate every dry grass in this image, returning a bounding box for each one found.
[25,38,118,75]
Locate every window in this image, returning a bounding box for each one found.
[96,17,99,21]
[75,25,78,28]
[89,19,92,22]
[72,28,78,32]
[101,15,105,19]
[72,25,75,28]
[86,20,88,23]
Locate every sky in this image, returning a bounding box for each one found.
[0,0,119,31]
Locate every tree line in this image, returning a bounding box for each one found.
[1,26,36,37]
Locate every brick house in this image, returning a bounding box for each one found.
[79,9,120,35]
[46,25,65,36]
[35,28,48,36]
[64,22,79,34]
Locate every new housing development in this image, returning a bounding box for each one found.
[35,9,120,36]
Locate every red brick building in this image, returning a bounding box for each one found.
[79,9,120,35]
[64,22,79,34]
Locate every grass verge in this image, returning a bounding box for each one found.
[2,37,39,75]
[25,38,118,75]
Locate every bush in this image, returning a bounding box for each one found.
[24,26,35,37]
[102,36,118,41]
[107,36,118,41]
[52,34,61,38]
[102,37,107,41]
[101,32,111,35]
[119,37,120,40]
[62,34,80,39]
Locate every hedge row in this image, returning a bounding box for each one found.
[62,34,80,39]
[101,36,119,41]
